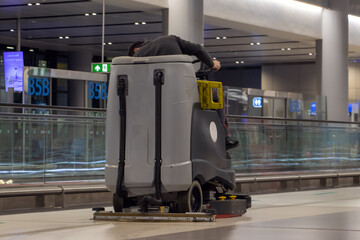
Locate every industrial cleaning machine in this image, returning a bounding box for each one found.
[104,55,250,215]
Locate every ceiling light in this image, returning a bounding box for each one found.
[35,3,40,5]
[29,49,34,52]
[281,48,285,51]
[108,42,112,45]
[85,13,90,16]
[241,61,245,64]
[142,22,146,24]
[10,29,15,32]
[309,53,313,55]
[103,42,106,45]
[65,36,69,39]
[28,3,33,6]
[250,43,254,45]
[222,36,227,39]
[213,57,216,60]
[216,37,220,40]
[287,48,291,50]
[59,36,63,39]
[92,13,97,16]
[6,46,14,50]
[134,22,140,25]
[235,61,240,64]
[256,42,261,45]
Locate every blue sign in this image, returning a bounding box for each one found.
[3,52,24,92]
[28,78,50,96]
[88,82,107,100]
[289,99,301,113]
[310,102,316,116]
[253,97,262,108]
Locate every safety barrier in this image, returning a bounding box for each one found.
[235,172,360,194]
[1,171,360,212]
[0,182,111,212]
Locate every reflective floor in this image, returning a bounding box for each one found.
[1,187,360,240]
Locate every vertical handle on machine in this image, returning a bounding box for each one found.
[153,69,164,201]
[116,75,128,198]
[139,69,165,212]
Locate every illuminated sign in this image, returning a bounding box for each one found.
[3,51,24,92]
[289,99,301,113]
[310,102,316,115]
[253,97,262,108]
[91,63,111,73]
[28,77,50,96]
[88,82,107,100]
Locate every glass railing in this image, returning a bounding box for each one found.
[1,108,360,185]
[0,106,106,184]
[228,116,360,176]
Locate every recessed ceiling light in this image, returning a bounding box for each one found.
[6,46,14,50]
[213,57,216,60]
[29,49,34,52]
[216,37,220,40]
[103,42,106,45]
[281,48,285,51]
[256,42,261,45]
[108,42,112,45]
[222,36,227,39]
[241,61,245,64]
[35,3,40,5]
[28,3,33,6]
[309,53,313,55]
[10,29,15,32]
[235,61,240,64]
[85,13,89,16]
[134,22,140,25]
[59,36,63,39]
[287,48,291,50]
[141,22,146,24]
[65,36,69,39]
[250,43,254,45]
[92,13,97,16]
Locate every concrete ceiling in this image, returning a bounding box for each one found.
[0,0,359,67]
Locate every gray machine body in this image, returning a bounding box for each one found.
[105,55,235,197]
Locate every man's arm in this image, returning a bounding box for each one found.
[174,35,216,69]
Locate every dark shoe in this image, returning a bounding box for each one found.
[226,137,239,150]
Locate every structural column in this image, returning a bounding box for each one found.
[68,50,93,108]
[321,0,349,121]
[167,0,204,44]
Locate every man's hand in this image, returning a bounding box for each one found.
[212,60,221,71]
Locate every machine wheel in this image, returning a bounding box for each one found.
[177,180,203,213]
[113,193,127,212]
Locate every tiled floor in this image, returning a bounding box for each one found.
[1,187,360,240]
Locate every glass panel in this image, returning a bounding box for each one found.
[274,98,285,118]
[263,97,273,117]
[0,114,106,184]
[229,117,360,176]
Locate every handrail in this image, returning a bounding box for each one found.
[0,182,109,198]
[0,112,106,121]
[0,103,106,112]
[235,171,360,183]
[227,115,355,125]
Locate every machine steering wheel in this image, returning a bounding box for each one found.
[192,59,217,80]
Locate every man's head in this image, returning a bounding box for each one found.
[128,41,144,56]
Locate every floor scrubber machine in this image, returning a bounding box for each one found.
[105,55,250,214]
